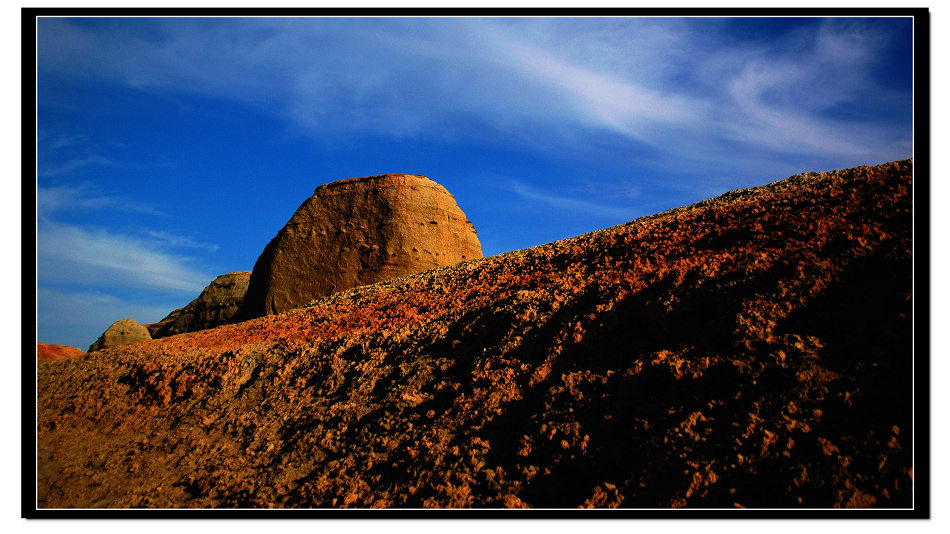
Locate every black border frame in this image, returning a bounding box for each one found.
[23,6,931,520]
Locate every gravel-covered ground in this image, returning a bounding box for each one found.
[36,159,914,509]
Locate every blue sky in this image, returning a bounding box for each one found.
[35,16,914,349]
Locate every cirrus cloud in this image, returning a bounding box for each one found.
[37,183,213,293]
[36,17,913,165]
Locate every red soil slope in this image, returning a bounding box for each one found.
[36,342,84,362]
[36,160,913,509]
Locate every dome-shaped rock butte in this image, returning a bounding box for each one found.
[238,173,482,318]
[88,318,152,352]
[148,272,251,338]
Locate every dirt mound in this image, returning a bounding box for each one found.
[36,342,84,362]
[149,272,251,338]
[87,318,152,353]
[237,173,482,319]
[36,160,913,509]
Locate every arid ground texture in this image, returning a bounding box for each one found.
[37,160,913,508]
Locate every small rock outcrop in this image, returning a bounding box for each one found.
[149,272,251,338]
[88,318,151,352]
[36,342,84,362]
[237,174,482,318]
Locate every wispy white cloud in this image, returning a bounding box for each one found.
[36,130,88,152]
[37,183,113,213]
[37,184,169,218]
[466,19,708,145]
[38,155,115,177]
[711,20,900,158]
[36,184,212,293]
[581,181,642,200]
[146,230,220,252]
[510,180,637,221]
[37,220,211,293]
[36,17,912,173]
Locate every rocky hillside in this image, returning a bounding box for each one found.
[36,160,913,509]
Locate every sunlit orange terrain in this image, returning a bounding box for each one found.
[36,160,913,508]
[36,342,84,362]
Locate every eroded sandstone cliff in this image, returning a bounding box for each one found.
[237,174,482,318]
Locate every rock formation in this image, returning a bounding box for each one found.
[88,318,152,352]
[148,272,251,338]
[36,342,84,362]
[146,307,183,338]
[237,173,482,318]
[38,160,915,509]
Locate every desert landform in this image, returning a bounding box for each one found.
[36,160,913,508]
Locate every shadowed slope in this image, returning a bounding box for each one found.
[37,160,913,509]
